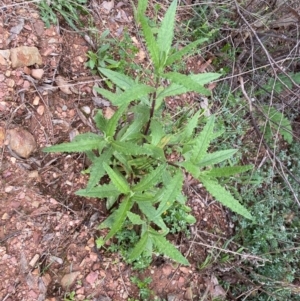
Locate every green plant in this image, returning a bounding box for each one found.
[43,0,253,266]
[63,290,91,301]
[261,72,300,95]
[86,29,121,72]
[63,291,75,301]
[162,203,194,236]
[38,0,88,30]
[131,276,153,300]
[255,106,293,145]
[107,220,152,270]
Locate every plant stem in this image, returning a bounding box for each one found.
[144,77,160,137]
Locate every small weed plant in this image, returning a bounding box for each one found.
[43,0,253,266]
[38,0,88,30]
[131,276,153,300]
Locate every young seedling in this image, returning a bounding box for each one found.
[43,0,253,266]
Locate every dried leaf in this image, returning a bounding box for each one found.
[101,0,114,14]
[0,127,5,147]
[206,275,227,300]
[10,18,25,35]
[92,97,110,107]
[115,10,130,23]
[136,49,146,62]
[104,107,115,119]
[55,76,72,94]
[37,105,45,116]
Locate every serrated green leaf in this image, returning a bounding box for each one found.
[205,165,253,178]
[156,171,183,216]
[150,230,189,265]
[140,16,160,69]
[99,68,135,90]
[197,149,238,167]
[106,195,118,210]
[262,106,293,144]
[103,162,130,194]
[76,183,120,198]
[163,72,211,95]
[127,156,151,169]
[127,232,149,261]
[133,164,166,192]
[190,115,215,163]
[113,84,155,106]
[181,161,200,178]
[104,196,134,241]
[136,0,148,23]
[112,140,152,156]
[263,73,293,94]
[106,104,127,137]
[98,206,120,229]
[145,144,166,159]
[94,110,108,132]
[190,72,222,85]
[127,211,145,225]
[157,0,177,58]
[183,110,201,140]
[157,83,188,100]
[166,38,208,66]
[42,133,103,153]
[94,87,117,103]
[87,148,113,190]
[85,150,97,162]
[120,106,149,142]
[133,191,157,202]
[113,151,132,174]
[138,201,168,232]
[150,119,165,146]
[199,176,253,220]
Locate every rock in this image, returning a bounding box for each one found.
[0,55,7,66]
[10,46,42,68]
[0,126,5,147]
[179,267,190,274]
[55,75,72,94]
[49,255,63,264]
[33,20,45,36]
[37,105,45,115]
[104,107,115,119]
[29,254,40,267]
[0,50,10,66]
[86,271,98,285]
[162,264,173,276]
[60,271,80,289]
[184,287,193,300]
[167,295,179,301]
[4,186,14,193]
[28,170,39,178]
[6,78,15,88]
[6,128,37,158]
[33,96,40,105]
[31,68,44,80]
[81,106,91,115]
[1,213,9,220]
[0,49,10,60]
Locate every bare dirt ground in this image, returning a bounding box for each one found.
[0,1,234,300]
